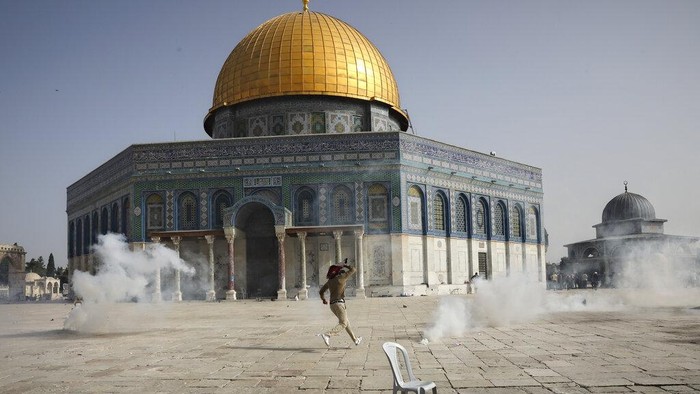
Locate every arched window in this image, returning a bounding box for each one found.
[76,218,83,257]
[146,194,164,230]
[455,194,468,233]
[527,206,539,241]
[583,247,600,258]
[474,198,488,236]
[91,211,99,245]
[53,282,59,293]
[68,221,75,258]
[367,183,388,222]
[433,192,446,231]
[100,207,109,235]
[511,205,523,240]
[110,202,119,233]
[331,185,353,224]
[212,191,233,228]
[83,215,90,255]
[295,187,316,226]
[178,192,198,230]
[121,197,130,238]
[494,202,505,236]
[408,185,424,231]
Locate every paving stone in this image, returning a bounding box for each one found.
[1,292,699,393]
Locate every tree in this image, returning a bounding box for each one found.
[46,254,56,278]
[25,256,46,277]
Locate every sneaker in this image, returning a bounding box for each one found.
[354,336,363,346]
[320,333,330,347]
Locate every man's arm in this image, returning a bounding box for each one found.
[319,282,329,304]
[338,264,356,279]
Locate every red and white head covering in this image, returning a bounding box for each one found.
[326,259,348,279]
[326,265,342,279]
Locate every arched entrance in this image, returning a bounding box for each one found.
[236,202,278,298]
[0,244,26,301]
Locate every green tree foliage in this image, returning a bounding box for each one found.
[25,256,46,276]
[46,253,56,277]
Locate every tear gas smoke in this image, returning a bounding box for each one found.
[423,241,699,343]
[63,233,195,333]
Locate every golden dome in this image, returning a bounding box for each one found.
[209,10,405,120]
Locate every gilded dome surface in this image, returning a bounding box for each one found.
[601,192,656,223]
[209,10,405,118]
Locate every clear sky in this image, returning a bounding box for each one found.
[1,0,698,267]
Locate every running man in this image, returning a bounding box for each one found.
[319,259,362,347]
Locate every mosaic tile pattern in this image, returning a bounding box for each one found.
[68,132,543,245]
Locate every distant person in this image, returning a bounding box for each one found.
[566,274,575,290]
[580,273,589,289]
[591,271,600,289]
[468,272,480,294]
[319,259,362,347]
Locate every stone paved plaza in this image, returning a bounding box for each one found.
[1,289,699,393]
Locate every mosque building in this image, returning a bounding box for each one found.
[66,2,546,300]
[564,183,699,287]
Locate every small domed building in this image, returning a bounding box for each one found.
[24,272,61,301]
[564,183,699,287]
[66,4,546,300]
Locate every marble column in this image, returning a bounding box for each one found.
[297,231,308,300]
[150,236,162,303]
[171,236,182,301]
[332,230,343,264]
[275,225,287,300]
[354,229,366,298]
[205,235,216,301]
[224,229,237,300]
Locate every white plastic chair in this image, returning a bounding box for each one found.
[382,342,437,394]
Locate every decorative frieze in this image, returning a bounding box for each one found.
[243,176,282,188]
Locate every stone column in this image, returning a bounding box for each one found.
[205,235,216,301]
[171,236,182,301]
[332,230,343,264]
[150,236,162,303]
[275,225,287,300]
[298,231,308,300]
[224,228,237,300]
[354,229,366,298]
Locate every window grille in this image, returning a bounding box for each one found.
[494,203,505,236]
[332,186,352,224]
[213,192,232,228]
[179,193,197,230]
[528,207,538,240]
[455,195,467,232]
[511,206,521,238]
[433,193,445,231]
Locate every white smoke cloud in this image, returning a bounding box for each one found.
[63,233,195,333]
[422,250,699,344]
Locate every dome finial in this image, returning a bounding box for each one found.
[303,0,309,12]
[624,180,628,193]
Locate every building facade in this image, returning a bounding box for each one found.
[564,184,699,287]
[66,6,546,300]
[0,243,26,301]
